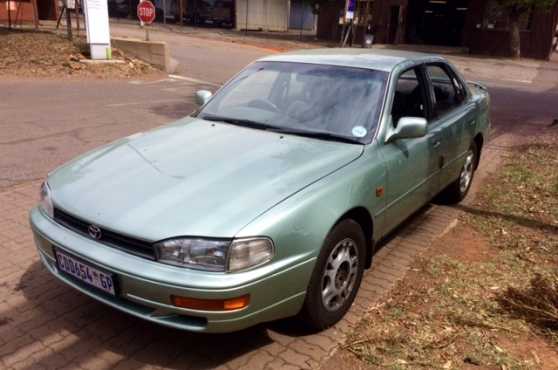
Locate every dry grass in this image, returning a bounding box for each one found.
[0,28,159,79]
[344,134,558,369]
[498,274,558,332]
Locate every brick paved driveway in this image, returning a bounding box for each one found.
[3,76,553,370]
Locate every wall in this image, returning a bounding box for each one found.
[0,0,37,23]
[465,0,558,60]
[370,0,407,44]
[235,0,289,31]
[111,37,170,72]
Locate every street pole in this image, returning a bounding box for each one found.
[245,0,248,35]
[7,0,11,29]
[299,2,303,41]
[65,0,73,40]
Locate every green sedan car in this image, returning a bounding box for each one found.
[30,49,490,333]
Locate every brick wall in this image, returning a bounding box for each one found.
[0,0,37,23]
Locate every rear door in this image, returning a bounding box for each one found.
[424,63,477,190]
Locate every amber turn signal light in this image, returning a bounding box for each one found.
[171,294,250,311]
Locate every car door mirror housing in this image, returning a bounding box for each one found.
[195,90,213,106]
[386,117,427,142]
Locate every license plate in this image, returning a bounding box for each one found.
[55,249,116,296]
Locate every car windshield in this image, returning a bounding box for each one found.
[197,61,389,144]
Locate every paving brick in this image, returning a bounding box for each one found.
[295,339,331,363]
[265,358,298,370]
[279,348,312,369]
[241,350,274,370]
[301,335,336,353]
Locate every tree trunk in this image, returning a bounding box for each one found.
[509,8,521,59]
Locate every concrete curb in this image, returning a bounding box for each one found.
[111,37,171,72]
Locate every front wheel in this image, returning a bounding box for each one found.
[440,142,477,204]
[300,219,366,330]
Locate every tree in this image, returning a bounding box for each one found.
[496,0,557,58]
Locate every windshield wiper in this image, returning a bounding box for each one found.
[270,127,363,145]
[201,114,362,145]
[200,114,278,131]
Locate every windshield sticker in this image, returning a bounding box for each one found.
[352,126,367,138]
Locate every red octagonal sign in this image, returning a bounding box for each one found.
[137,0,156,25]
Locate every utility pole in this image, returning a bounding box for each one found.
[65,0,73,40]
[7,0,11,29]
[245,0,249,35]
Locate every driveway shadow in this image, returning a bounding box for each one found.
[456,204,558,235]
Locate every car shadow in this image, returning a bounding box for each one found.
[12,201,450,369]
[14,261,301,369]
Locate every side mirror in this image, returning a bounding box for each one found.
[195,90,213,106]
[386,117,427,143]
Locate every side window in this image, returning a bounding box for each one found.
[391,68,427,126]
[426,65,464,117]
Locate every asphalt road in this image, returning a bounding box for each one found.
[0,77,209,189]
[110,23,270,84]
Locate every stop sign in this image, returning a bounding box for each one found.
[137,0,156,25]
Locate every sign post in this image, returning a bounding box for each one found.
[83,0,112,59]
[137,0,156,41]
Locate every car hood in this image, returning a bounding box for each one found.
[48,117,363,241]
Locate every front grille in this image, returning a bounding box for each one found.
[53,207,156,260]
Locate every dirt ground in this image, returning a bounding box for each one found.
[0,28,162,79]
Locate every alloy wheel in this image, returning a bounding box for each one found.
[321,238,359,312]
[459,150,475,194]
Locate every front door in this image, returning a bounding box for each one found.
[380,67,442,235]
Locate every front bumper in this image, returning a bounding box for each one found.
[30,207,314,333]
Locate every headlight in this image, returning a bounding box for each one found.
[39,181,53,218]
[228,238,274,272]
[154,237,274,272]
[155,238,230,271]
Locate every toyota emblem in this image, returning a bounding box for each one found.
[88,224,102,240]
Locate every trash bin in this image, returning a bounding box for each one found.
[362,34,374,48]
[362,24,374,48]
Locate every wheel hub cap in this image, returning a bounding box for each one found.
[321,238,359,312]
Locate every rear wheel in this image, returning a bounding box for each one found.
[440,142,477,204]
[301,219,366,330]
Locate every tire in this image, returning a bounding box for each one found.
[300,219,366,331]
[440,142,478,204]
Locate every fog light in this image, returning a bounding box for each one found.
[171,294,250,311]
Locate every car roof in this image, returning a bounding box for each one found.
[258,48,447,72]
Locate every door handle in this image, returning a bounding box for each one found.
[432,140,441,149]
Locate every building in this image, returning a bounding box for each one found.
[0,0,63,25]
[0,0,39,25]
[235,0,316,32]
[317,0,558,60]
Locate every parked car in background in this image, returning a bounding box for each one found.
[30,49,490,333]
